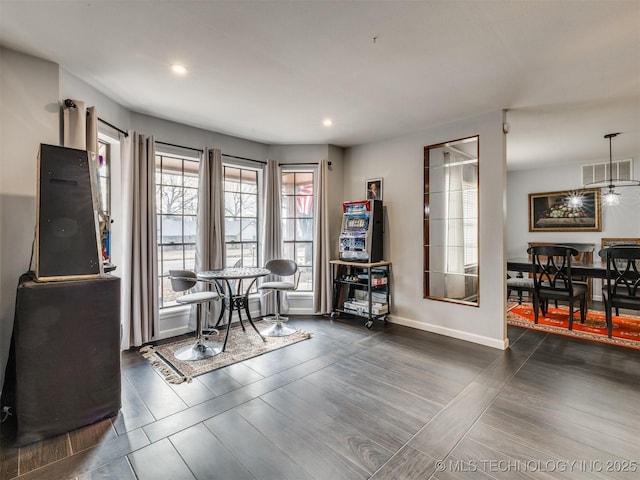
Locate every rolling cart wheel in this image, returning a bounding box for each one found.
[330,312,336,319]
[365,320,373,329]
[383,316,388,324]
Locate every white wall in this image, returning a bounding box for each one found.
[132,112,270,162]
[507,161,640,258]
[345,110,508,349]
[1,48,60,390]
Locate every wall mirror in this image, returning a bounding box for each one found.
[424,135,479,306]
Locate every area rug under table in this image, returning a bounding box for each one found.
[507,303,640,350]
[140,324,312,383]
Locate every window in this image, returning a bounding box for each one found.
[281,171,314,291]
[224,166,259,270]
[156,152,199,308]
[96,140,111,262]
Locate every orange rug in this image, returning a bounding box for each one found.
[507,303,640,350]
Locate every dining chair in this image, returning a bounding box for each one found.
[527,242,595,306]
[169,270,222,360]
[507,272,534,304]
[527,245,588,329]
[559,243,594,301]
[258,259,301,336]
[597,246,640,337]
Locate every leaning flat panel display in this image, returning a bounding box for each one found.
[36,144,103,281]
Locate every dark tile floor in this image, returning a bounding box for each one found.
[2,314,639,479]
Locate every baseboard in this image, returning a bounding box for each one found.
[388,315,509,350]
[157,325,191,340]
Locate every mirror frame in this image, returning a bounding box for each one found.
[423,135,479,306]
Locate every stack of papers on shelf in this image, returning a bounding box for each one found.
[343,299,388,315]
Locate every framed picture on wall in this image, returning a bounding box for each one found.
[366,178,383,201]
[529,188,601,232]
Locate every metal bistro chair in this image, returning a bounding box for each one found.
[169,270,222,360]
[528,245,588,329]
[258,259,301,337]
[598,246,640,338]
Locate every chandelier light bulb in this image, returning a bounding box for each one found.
[603,188,620,206]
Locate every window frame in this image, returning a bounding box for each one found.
[281,168,316,292]
[223,162,262,274]
[156,150,200,309]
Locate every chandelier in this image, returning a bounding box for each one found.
[583,133,640,205]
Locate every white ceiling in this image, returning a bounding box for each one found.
[1,0,639,171]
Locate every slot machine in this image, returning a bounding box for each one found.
[338,200,383,262]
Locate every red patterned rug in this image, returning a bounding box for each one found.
[507,303,640,350]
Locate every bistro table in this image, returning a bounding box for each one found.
[198,267,270,351]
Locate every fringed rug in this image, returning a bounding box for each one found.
[507,302,640,350]
[140,324,312,384]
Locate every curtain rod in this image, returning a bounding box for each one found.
[278,161,331,166]
[156,140,203,153]
[156,144,266,165]
[222,153,266,165]
[64,99,129,137]
[63,99,273,165]
[97,117,128,137]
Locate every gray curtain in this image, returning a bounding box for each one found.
[313,159,332,313]
[120,131,158,349]
[194,147,225,328]
[63,99,98,156]
[260,159,282,315]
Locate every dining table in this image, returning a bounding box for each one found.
[197,267,271,352]
[507,257,610,279]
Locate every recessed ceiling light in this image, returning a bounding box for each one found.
[323,118,334,127]
[171,64,188,75]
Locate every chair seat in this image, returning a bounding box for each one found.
[258,281,295,290]
[176,291,220,305]
[507,278,534,289]
[603,291,640,308]
[539,282,588,296]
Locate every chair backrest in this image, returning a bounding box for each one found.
[169,270,197,292]
[598,246,640,299]
[559,243,594,263]
[265,259,297,277]
[527,245,579,293]
[264,259,300,288]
